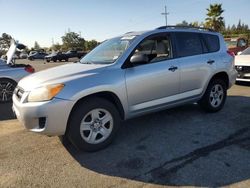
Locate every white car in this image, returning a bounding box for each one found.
[235,47,250,82]
[0,40,35,102]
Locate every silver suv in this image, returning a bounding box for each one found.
[13,26,237,151]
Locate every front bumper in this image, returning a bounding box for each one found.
[13,93,74,136]
[235,66,250,81]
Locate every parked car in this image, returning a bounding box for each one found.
[28,52,48,60]
[225,37,248,55]
[13,26,237,151]
[44,52,68,62]
[19,52,28,59]
[0,40,34,103]
[65,50,86,59]
[235,47,250,82]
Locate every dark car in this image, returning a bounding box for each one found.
[65,50,86,59]
[45,52,68,62]
[28,52,48,60]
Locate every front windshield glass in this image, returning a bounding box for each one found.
[240,47,250,55]
[80,36,135,64]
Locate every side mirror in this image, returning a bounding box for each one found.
[130,54,148,65]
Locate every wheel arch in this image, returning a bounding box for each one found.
[209,72,229,89]
[66,91,125,131]
[0,77,18,84]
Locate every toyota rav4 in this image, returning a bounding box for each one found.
[13,26,237,151]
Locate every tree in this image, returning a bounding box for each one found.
[34,41,41,50]
[176,20,189,26]
[61,31,85,51]
[85,40,98,51]
[0,33,12,50]
[205,3,225,32]
[51,43,62,51]
[0,33,13,56]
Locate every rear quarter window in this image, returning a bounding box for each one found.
[202,34,220,53]
[175,32,203,57]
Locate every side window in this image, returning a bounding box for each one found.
[132,35,172,64]
[175,32,202,57]
[238,39,247,47]
[202,34,220,52]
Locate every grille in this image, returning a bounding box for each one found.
[14,87,24,101]
[235,66,250,73]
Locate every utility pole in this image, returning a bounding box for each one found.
[161,5,169,26]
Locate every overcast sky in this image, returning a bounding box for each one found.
[0,0,249,48]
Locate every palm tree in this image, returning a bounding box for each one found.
[205,4,225,32]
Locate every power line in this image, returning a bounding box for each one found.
[161,5,169,26]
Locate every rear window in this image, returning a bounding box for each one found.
[202,34,220,53]
[175,32,203,57]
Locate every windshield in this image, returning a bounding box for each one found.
[80,36,135,64]
[240,47,250,55]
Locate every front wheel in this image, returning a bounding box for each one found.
[199,79,227,112]
[0,79,17,103]
[66,97,120,152]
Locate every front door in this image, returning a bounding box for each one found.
[125,33,180,115]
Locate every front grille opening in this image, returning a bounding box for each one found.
[38,117,46,129]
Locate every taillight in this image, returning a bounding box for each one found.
[227,50,235,57]
[227,50,235,66]
[25,65,35,73]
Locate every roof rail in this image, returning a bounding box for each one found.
[156,25,215,32]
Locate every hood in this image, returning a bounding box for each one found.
[6,40,26,64]
[235,55,250,66]
[6,42,16,64]
[18,63,109,91]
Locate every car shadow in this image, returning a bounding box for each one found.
[236,81,250,87]
[0,102,15,121]
[63,96,250,187]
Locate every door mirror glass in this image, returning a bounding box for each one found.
[130,54,149,65]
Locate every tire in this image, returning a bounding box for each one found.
[0,78,17,103]
[46,59,50,63]
[53,59,57,62]
[66,97,120,152]
[199,79,227,112]
[65,58,68,62]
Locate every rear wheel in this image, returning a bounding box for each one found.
[66,97,120,152]
[0,79,17,103]
[199,79,227,112]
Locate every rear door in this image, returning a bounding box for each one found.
[174,32,218,98]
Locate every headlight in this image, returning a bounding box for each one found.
[28,84,64,102]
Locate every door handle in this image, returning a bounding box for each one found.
[168,66,178,72]
[207,60,215,65]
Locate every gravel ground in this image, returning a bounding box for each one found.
[0,60,250,188]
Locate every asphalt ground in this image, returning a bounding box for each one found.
[1,59,250,188]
